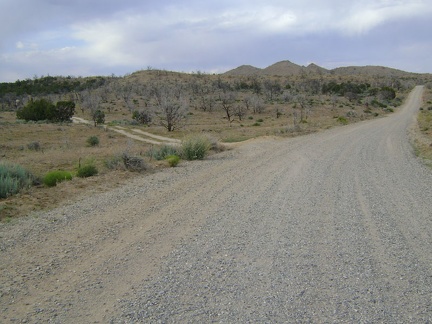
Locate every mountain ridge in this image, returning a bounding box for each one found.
[224,60,425,77]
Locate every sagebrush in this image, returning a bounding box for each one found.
[0,162,34,198]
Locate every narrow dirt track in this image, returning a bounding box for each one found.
[1,86,431,323]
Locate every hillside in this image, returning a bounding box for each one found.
[224,60,425,78]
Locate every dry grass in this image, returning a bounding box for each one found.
[413,88,432,164]
[0,112,153,220]
[0,82,404,221]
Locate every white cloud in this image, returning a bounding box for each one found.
[336,0,432,35]
[1,0,432,81]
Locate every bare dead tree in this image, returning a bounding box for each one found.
[218,91,237,126]
[234,104,247,121]
[263,79,282,101]
[117,81,137,112]
[151,83,188,132]
[82,90,102,122]
[293,94,312,123]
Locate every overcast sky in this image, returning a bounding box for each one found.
[1,0,431,82]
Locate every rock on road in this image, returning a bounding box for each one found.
[1,86,431,323]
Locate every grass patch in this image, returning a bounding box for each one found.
[43,170,72,187]
[146,144,179,160]
[181,135,211,160]
[166,155,180,167]
[337,116,349,125]
[221,136,251,143]
[76,164,98,178]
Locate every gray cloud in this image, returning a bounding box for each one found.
[1,0,431,81]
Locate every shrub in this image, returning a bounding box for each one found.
[43,170,72,187]
[132,109,152,125]
[181,135,211,160]
[166,155,180,167]
[0,162,34,198]
[27,141,41,151]
[122,153,147,172]
[87,136,100,147]
[17,98,55,121]
[104,155,124,170]
[92,110,105,126]
[337,116,348,125]
[54,101,75,122]
[76,164,98,178]
[147,145,179,160]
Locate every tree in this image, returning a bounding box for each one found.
[245,95,265,114]
[132,109,152,125]
[263,79,281,101]
[92,109,105,126]
[152,83,188,132]
[378,87,396,101]
[54,101,75,122]
[218,91,237,126]
[16,98,55,121]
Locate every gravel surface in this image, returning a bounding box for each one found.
[1,86,431,323]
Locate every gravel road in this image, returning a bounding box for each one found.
[1,86,431,323]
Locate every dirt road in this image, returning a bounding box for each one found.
[1,86,431,323]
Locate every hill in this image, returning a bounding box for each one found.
[224,60,423,78]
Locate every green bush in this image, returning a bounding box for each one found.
[16,99,75,122]
[16,98,54,121]
[147,145,179,160]
[76,164,98,178]
[87,136,100,146]
[0,162,34,198]
[181,135,211,160]
[337,116,348,125]
[166,155,180,167]
[43,170,72,187]
[92,110,105,126]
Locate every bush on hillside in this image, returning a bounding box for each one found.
[43,170,72,187]
[181,135,211,160]
[0,162,34,198]
[76,164,98,178]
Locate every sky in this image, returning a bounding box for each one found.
[1,0,432,82]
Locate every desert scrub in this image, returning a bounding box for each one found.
[166,155,180,167]
[76,164,98,178]
[147,145,179,160]
[43,170,72,187]
[105,155,124,170]
[181,135,211,160]
[87,135,100,147]
[337,116,348,125]
[122,153,147,172]
[27,141,41,151]
[0,162,34,198]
